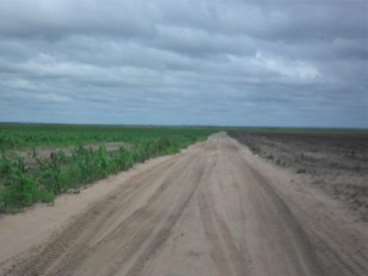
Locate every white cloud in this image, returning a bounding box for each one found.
[252,51,320,81]
[32,93,72,103]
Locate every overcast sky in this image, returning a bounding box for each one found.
[0,0,367,127]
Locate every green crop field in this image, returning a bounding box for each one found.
[0,123,215,213]
[0,123,217,150]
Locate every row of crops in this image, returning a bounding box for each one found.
[0,124,215,213]
[0,123,216,150]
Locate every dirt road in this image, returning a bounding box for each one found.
[1,133,368,276]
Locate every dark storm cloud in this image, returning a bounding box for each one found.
[0,0,367,127]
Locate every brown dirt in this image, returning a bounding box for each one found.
[230,131,368,221]
[0,133,367,276]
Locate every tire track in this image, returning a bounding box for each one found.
[3,133,368,276]
[6,151,194,276]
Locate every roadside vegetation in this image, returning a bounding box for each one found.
[0,124,214,213]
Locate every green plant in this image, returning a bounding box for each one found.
[0,125,215,213]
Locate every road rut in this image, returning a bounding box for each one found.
[2,133,368,276]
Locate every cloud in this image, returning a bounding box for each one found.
[0,0,367,127]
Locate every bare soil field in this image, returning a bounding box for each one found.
[1,133,368,276]
[229,131,368,221]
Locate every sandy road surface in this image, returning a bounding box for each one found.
[1,133,368,276]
